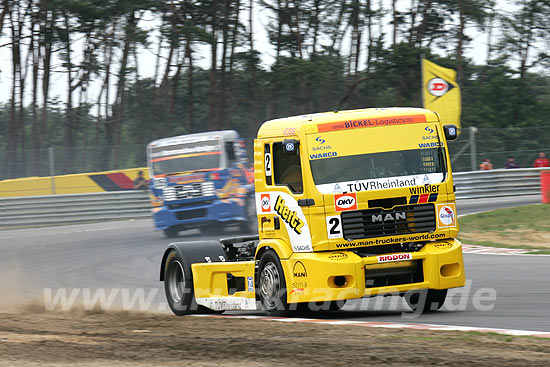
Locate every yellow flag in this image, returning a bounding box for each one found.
[422,59,461,129]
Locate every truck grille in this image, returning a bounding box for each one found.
[176,208,207,220]
[163,182,216,201]
[341,204,435,240]
[365,260,423,288]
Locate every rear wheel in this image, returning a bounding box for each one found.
[257,250,289,316]
[405,289,448,313]
[164,250,194,316]
[163,226,179,238]
[163,250,221,316]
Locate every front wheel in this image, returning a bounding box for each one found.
[257,250,289,316]
[163,226,179,238]
[405,289,448,313]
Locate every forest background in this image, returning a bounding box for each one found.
[0,0,549,179]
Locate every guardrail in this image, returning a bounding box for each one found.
[0,168,546,228]
[0,191,151,228]
[454,167,545,200]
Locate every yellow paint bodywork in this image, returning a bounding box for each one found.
[282,239,465,303]
[194,107,465,306]
[192,261,256,301]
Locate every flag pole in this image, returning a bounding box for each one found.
[420,54,425,108]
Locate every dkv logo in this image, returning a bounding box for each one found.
[260,194,271,213]
[334,193,357,212]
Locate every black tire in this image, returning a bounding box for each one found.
[328,300,347,311]
[199,223,224,236]
[240,196,258,234]
[163,226,179,238]
[405,289,448,313]
[257,250,289,316]
[163,250,221,316]
[163,250,195,316]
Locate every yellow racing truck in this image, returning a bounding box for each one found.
[160,107,465,315]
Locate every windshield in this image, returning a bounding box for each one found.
[149,139,221,176]
[306,122,447,192]
[310,148,445,185]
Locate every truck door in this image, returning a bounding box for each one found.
[258,140,314,252]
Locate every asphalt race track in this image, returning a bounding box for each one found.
[1,195,548,332]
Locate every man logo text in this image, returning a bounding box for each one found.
[372,212,406,223]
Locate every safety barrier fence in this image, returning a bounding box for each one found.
[453,167,546,200]
[0,191,151,228]
[0,168,547,228]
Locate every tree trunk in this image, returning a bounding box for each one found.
[40,7,54,175]
[7,7,20,177]
[207,0,219,130]
[30,14,40,176]
[219,0,230,130]
[185,36,195,133]
[63,12,76,174]
[249,0,260,129]
[112,12,135,167]
[101,21,116,171]
[329,0,349,54]
[392,0,398,45]
[456,0,465,83]
[365,0,373,73]
[0,0,9,34]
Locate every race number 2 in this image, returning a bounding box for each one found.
[265,152,272,177]
[326,215,343,239]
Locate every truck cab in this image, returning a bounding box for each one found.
[148,130,255,237]
[160,108,465,315]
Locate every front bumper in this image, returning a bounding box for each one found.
[282,238,465,303]
[152,196,246,230]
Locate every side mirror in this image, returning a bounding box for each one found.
[282,139,299,155]
[443,124,458,141]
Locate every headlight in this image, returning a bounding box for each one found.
[154,177,167,189]
[201,181,216,196]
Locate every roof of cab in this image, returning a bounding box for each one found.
[148,130,239,148]
[257,107,439,138]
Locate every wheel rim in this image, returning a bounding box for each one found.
[260,262,281,309]
[168,260,186,303]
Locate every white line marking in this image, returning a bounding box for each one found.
[191,314,550,338]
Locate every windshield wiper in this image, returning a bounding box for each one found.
[164,171,189,177]
[163,168,219,177]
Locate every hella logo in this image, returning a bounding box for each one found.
[371,212,406,223]
[336,195,356,208]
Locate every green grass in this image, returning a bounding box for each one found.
[457,239,550,252]
[459,204,550,232]
[458,204,550,251]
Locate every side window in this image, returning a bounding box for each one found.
[225,141,236,166]
[273,141,303,194]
